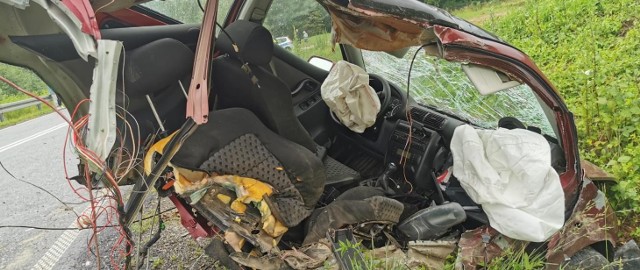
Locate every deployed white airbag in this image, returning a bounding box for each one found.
[321,61,380,133]
[450,125,564,242]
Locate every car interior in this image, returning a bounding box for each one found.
[6,0,569,251]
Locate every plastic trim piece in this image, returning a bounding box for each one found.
[85,40,122,163]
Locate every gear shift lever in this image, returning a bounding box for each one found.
[377,163,398,194]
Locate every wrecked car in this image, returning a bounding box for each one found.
[0,0,625,268]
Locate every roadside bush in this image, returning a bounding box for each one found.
[422,0,493,10]
[0,63,48,102]
[485,0,640,214]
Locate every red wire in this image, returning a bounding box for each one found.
[0,75,133,269]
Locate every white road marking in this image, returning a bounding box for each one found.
[31,191,109,270]
[0,123,66,154]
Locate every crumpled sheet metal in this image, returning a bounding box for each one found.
[231,239,455,270]
[545,179,618,269]
[456,179,618,269]
[317,0,436,52]
[229,239,336,270]
[408,240,457,269]
[230,252,289,270]
[282,239,336,269]
[365,240,456,269]
[456,226,526,270]
[580,160,616,182]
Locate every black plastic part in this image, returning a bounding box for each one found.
[414,128,445,203]
[137,199,164,269]
[377,162,398,194]
[612,240,640,269]
[204,238,242,270]
[562,247,609,270]
[123,118,198,226]
[329,229,369,270]
[397,202,466,241]
[10,24,201,62]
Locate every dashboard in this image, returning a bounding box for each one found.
[345,75,471,199]
[290,72,466,199]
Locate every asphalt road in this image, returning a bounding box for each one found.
[0,111,121,270]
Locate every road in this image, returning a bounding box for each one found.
[0,112,216,270]
[0,111,119,269]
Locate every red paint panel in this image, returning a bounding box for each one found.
[97,9,167,27]
[169,194,217,239]
[186,0,219,124]
[61,0,101,39]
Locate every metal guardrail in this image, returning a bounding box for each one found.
[0,95,52,122]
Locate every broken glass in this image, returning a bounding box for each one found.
[362,47,555,136]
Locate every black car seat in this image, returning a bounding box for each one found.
[172,108,326,227]
[116,38,193,150]
[117,38,323,226]
[211,20,360,186]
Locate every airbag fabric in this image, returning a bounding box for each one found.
[450,125,564,242]
[321,61,380,133]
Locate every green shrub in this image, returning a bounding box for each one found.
[483,0,640,213]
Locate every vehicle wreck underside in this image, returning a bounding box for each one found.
[0,0,628,269]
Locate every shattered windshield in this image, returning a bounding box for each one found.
[362,48,556,136]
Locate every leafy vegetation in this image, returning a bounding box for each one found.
[0,63,52,128]
[420,0,493,10]
[0,63,47,101]
[289,33,342,62]
[454,0,525,24]
[264,0,331,40]
[462,0,640,234]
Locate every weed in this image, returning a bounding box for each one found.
[151,257,164,269]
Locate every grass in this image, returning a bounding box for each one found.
[290,33,342,63]
[0,105,53,129]
[453,0,526,24]
[129,215,160,235]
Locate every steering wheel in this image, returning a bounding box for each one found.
[368,73,392,118]
[328,73,393,127]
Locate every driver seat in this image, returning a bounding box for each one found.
[211,20,360,185]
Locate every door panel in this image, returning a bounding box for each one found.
[269,45,336,146]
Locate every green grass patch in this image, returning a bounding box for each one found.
[0,106,53,129]
[291,33,342,63]
[1,62,52,128]
[129,215,160,235]
[453,0,526,24]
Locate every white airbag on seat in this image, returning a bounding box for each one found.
[450,125,565,242]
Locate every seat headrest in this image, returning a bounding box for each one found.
[121,38,194,98]
[217,20,274,66]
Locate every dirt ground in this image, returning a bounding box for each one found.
[128,192,223,270]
